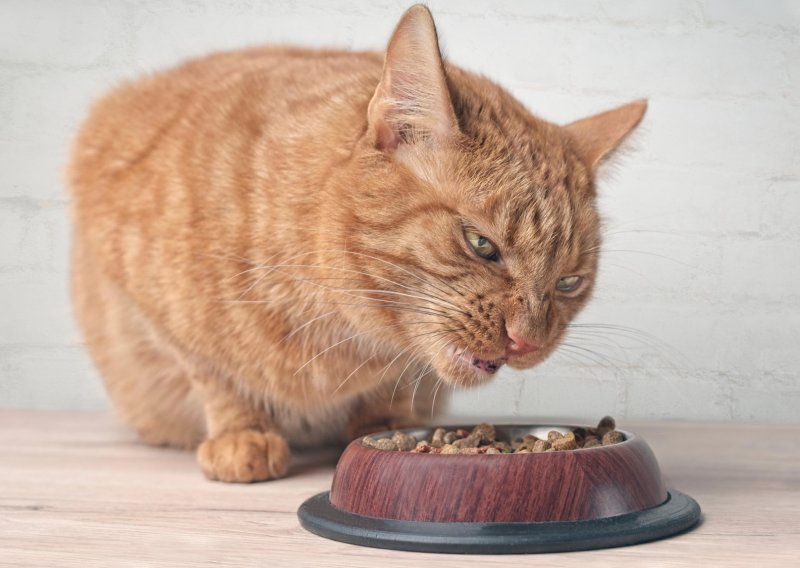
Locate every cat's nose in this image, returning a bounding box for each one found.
[505,327,540,357]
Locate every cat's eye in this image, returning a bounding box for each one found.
[556,275,583,293]
[464,229,499,262]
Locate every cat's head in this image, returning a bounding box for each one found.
[336,5,646,387]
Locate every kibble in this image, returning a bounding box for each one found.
[363,436,399,451]
[602,430,625,446]
[547,430,563,443]
[598,416,616,430]
[392,431,417,452]
[361,416,626,454]
[551,431,577,451]
[414,440,432,453]
[452,431,481,449]
[532,439,550,453]
[472,422,497,442]
[440,444,459,454]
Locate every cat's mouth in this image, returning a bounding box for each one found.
[448,347,507,376]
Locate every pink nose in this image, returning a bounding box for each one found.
[506,327,540,357]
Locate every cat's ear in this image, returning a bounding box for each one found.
[368,5,459,153]
[565,99,648,171]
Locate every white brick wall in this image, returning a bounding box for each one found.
[1,1,798,423]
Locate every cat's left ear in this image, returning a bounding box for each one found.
[565,99,647,172]
[368,5,459,153]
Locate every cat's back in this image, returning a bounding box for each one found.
[68,45,384,342]
[70,46,382,195]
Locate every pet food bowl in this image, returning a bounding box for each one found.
[298,424,701,554]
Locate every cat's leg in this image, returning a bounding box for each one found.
[73,241,289,481]
[192,376,290,483]
[71,242,206,449]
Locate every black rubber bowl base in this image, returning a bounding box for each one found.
[297,490,701,554]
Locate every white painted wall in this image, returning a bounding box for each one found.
[1,1,798,423]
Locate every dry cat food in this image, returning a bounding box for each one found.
[361,416,625,454]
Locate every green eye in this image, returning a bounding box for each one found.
[556,275,583,292]
[464,230,499,261]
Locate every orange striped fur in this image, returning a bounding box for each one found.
[68,5,646,482]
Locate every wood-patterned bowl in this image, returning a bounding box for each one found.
[330,425,666,523]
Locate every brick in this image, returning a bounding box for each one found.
[590,232,723,306]
[0,201,64,271]
[592,1,703,28]
[569,28,786,101]
[727,381,800,423]
[625,370,732,420]
[439,19,574,90]
[0,1,131,67]
[699,0,800,34]
[639,98,799,175]
[575,303,720,372]
[0,345,107,409]
[1,66,124,145]
[433,0,703,27]
[601,165,765,236]
[713,311,800,376]
[517,367,622,420]
[719,239,800,304]
[131,4,388,71]
[0,271,77,345]
[785,39,800,106]
[761,178,800,239]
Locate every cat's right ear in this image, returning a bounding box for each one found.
[368,5,459,153]
[565,99,648,172]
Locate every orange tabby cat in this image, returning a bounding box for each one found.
[68,5,646,482]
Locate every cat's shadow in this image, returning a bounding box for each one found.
[289,445,345,476]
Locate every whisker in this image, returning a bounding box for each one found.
[238,261,466,313]
[429,376,445,418]
[567,322,689,367]
[559,342,623,369]
[249,265,466,321]
[410,339,452,412]
[336,249,467,301]
[389,334,451,408]
[278,310,337,345]
[332,353,379,395]
[293,326,388,377]
[223,296,456,321]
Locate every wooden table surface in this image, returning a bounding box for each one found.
[1,410,798,567]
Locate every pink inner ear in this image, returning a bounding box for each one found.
[373,106,401,152]
[373,68,420,152]
[368,6,459,154]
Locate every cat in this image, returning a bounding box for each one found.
[68,4,646,482]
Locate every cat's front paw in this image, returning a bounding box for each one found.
[197,430,290,483]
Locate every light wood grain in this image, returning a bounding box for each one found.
[1,410,798,567]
